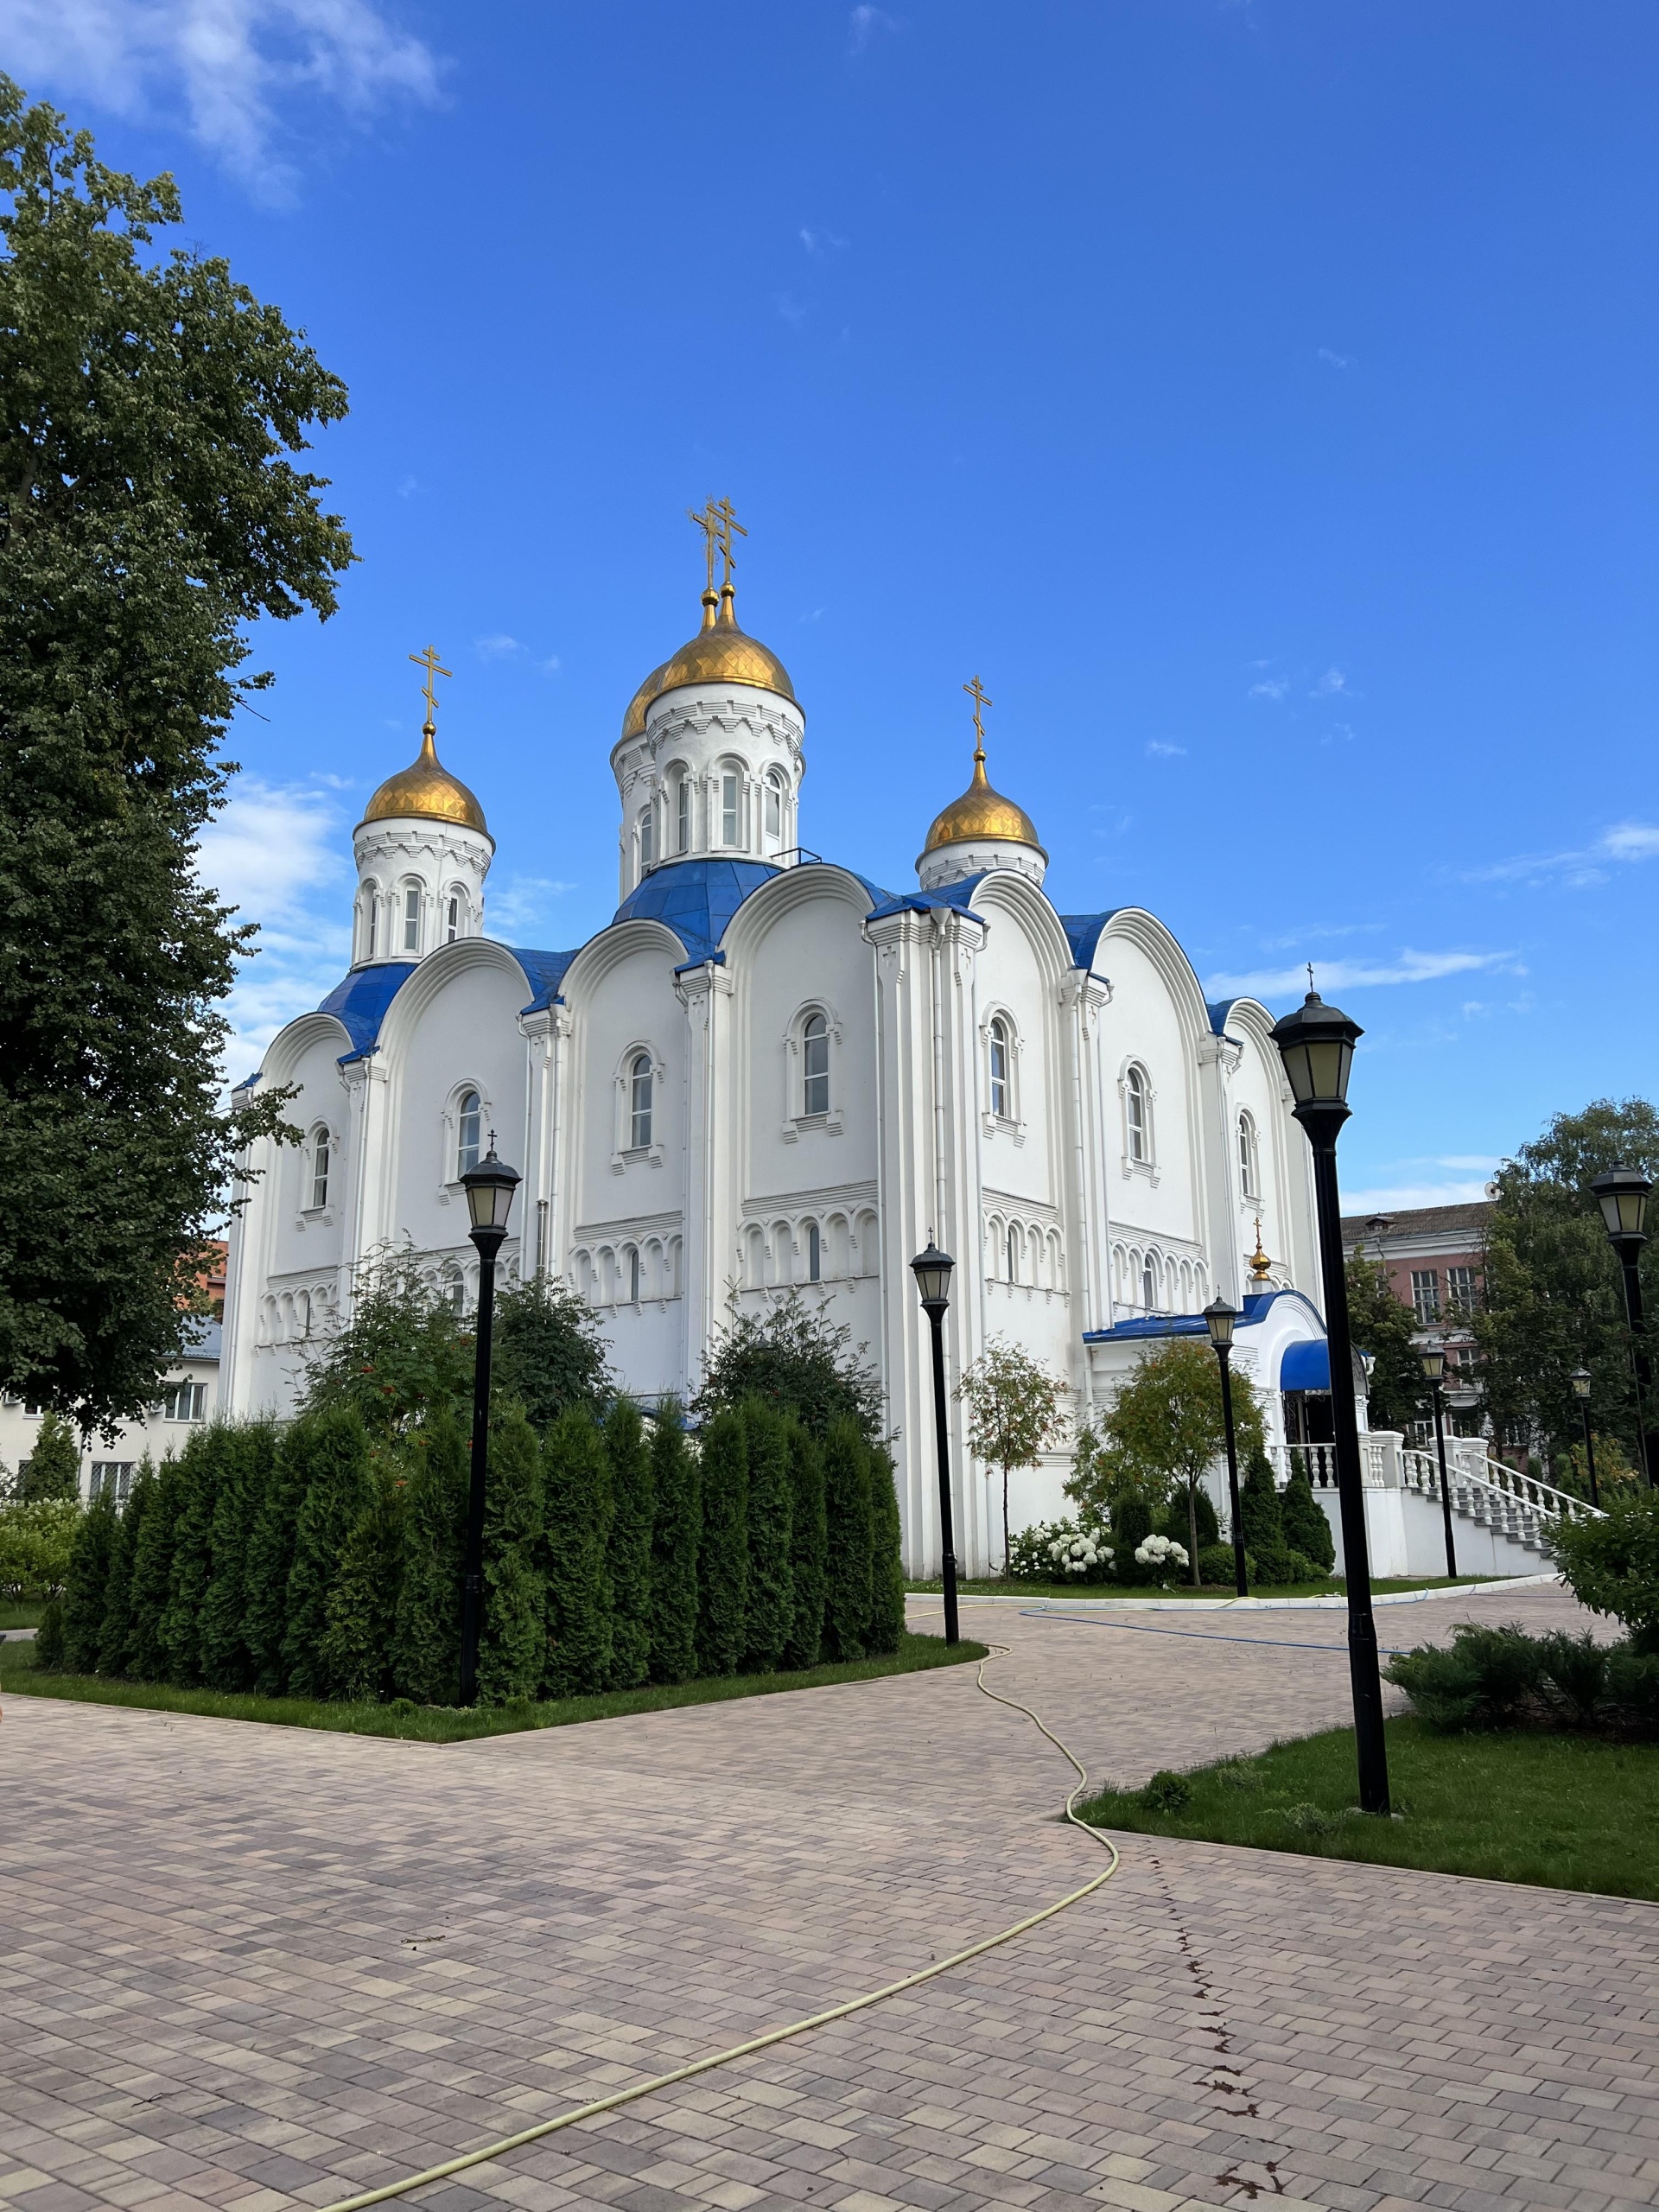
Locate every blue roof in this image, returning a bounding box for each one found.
[1281,1340,1332,1392]
[610,856,888,969]
[866,874,987,925]
[319,963,418,1062]
[512,946,581,1014]
[1083,1287,1328,1348]
[1207,996,1244,1035]
[1059,912,1122,974]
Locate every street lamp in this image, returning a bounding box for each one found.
[1417,1344,1458,1580]
[1569,1367,1600,1510]
[1592,1164,1656,1488]
[1204,1297,1248,1599]
[911,1239,961,1645]
[1270,988,1390,1815]
[458,1143,520,1704]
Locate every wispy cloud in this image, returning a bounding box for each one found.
[1248,676,1289,701]
[799,226,849,255]
[849,4,899,55]
[1205,948,1519,1000]
[488,876,578,938]
[1317,346,1352,369]
[1310,665,1350,696]
[1342,1177,1496,1212]
[474,633,522,659]
[774,291,810,329]
[1145,740,1186,758]
[1465,821,1659,890]
[3,0,443,195]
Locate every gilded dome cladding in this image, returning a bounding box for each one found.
[622,587,796,740]
[360,728,490,836]
[924,753,1043,855]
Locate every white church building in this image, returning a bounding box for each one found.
[222,518,1334,1573]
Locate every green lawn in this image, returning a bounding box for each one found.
[0,1598,47,1630]
[0,1629,986,1742]
[905,1574,1520,1603]
[1076,1718,1659,1901]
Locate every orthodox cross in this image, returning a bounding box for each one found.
[409,643,452,733]
[687,499,720,594]
[714,496,747,587]
[963,673,993,754]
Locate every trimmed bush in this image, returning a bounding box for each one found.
[867,1446,906,1656]
[1197,1541,1242,1587]
[391,1410,467,1705]
[1279,1463,1335,1571]
[160,1427,220,1685]
[1385,1622,1545,1730]
[281,1408,373,1700]
[696,1410,749,1677]
[243,1426,313,1695]
[647,1405,699,1684]
[1604,1647,1659,1728]
[34,1596,64,1668]
[541,1407,612,1696]
[479,1408,547,1704]
[781,1421,826,1670]
[60,1490,116,1672]
[319,1470,405,1702]
[604,1401,654,1690]
[1534,1630,1608,1726]
[124,1455,187,1681]
[1160,1487,1218,1549]
[97,1466,151,1674]
[1111,1491,1154,1563]
[822,1418,873,1661]
[741,1400,794,1674]
[1238,1449,1285,1555]
[198,1422,277,1692]
[1554,1491,1659,1652]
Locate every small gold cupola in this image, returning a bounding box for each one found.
[360,645,490,836]
[620,499,796,739]
[918,676,1046,890]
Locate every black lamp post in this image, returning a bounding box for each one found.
[1204,1297,1248,1598]
[1418,1344,1459,1580]
[911,1239,960,1646]
[1569,1367,1600,1510]
[1270,988,1390,1815]
[458,1144,520,1705]
[1592,1164,1656,1489]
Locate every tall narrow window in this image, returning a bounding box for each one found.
[1411,1268,1440,1323]
[1141,1256,1156,1310]
[404,886,421,952]
[721,772,741,847]
[365,889,379,960]
[309,1128,330,1211]
[806,1221,822,1282]
[765,772,783,842]
[447,894,461,944]
[628,1248,641,1303]
[989,1018,1010,1118]
[1007,1225,1020,1282]
[630,1054,653,1149]
[1126,1066,1148,1161]
[802,1011,830,1116]
[639,805,655,871]
[456,1089,482,1179]
[677,776,690,853]
[1237,1110,1258,1198]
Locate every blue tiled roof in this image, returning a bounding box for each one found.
[865,873,987,925]
[512,946,581,1014]
[1208,995,1244,1035]
[319,963,418,1062]
[1082,1288,1328,1345]
[1059,911,1122,974]
[613,857,782,965]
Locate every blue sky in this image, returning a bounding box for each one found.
[9,0,1656,1209]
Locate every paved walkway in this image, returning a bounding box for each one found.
[2,1584,1655,2212]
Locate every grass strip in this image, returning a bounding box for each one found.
[0,1630,986,1743]
[0,1599,46,1630]
[1077,1717,1659,1902]
[905,1574,1517,1603]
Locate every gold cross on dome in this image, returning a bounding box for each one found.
[409,643,452,732]
[687,499,720,594]
[714,496,747,587]
[963,674,993,753]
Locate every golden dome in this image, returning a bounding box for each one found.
[625,586,796,731]
[923,746,1044,855]
[359,726,490,837]
[621,659,671,741]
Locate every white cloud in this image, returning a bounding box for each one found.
[849,5,899,55]
[487,876,577,939]
[1145,740,1186,758]
[774,290,810,328]
[3,0,442,193]
[1205,947,1518,999]
[1318,346,1352,369]
[799,226,849,255]
[1341,1179,1496,1212]
[1310,665,1350,696]
[540,655,563,676]
[474,633,522,659]
[1466,820,1659,888]
[1249,676,1289,701]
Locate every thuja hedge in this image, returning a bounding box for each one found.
[45,1399,905,1705]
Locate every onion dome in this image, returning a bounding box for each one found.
[622,582,795,741]
[621,659,671,741]
[923,741,1043,857]
[359,726,489,836]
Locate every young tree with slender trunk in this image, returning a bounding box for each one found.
[956,1338,1069,1573]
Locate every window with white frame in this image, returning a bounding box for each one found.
[1125,1065,1151,1162]
[1237,1109,1259,1198]
[1141,1255,1157,1310]
[801,1010,830,1116]
[989,1016,1011,1119]
[441,1262,465,1317]
[446,892,461,944]
[1007,1224,1020,1282]
[639,804,655,872]
[677,775,691,854]
[628,1247,642,1303]
[308,1126,331,1211]
[456,1089,482,1179]
[1446,1265,1478,1313]
[403,884,421,953]
[162,1380,207,1422]
[806,1221,822,1282]
[1411,1268,1441,1323]
[362,881,379,960]
[721,770,742,848]
[765,770,785,843]
[629,1054,653,1149]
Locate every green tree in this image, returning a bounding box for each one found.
[60,1487,114,1669]
[318,1470,404,1702]
[1554,1490,1659,1651]
[696,1294,883,1440]
[124,1453,186,1678]
[479,1408,546,1703]
[647,1404,699,1684]
[1279,1460,1336,1571]
[1342,1249,1427,1435]
[1238,1447,1292,1583]
[197,1420,277,1691]
[0,83,350,1430]
[16,1411,80,1500]
[97,1466,151,1672]
[159,1425,219,1683]
[696,1409,749,1676]
[740,1400,794,1674]
[603,1400,653,1690]
[281,1406,372,1699]
[493,1275,613,1432]
[956,1338,1068,1570]
[391,1410,467,1705]
[821,1417,873,1660]
[243,1424,313,1694]
[866,1446,906,1656]
[0,1495,80,1598]
[781,1421,827,1671]
[298,1248,473,1444]
[541,1407,613,1696]
[1091,1338,1266,1588]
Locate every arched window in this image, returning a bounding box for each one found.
[630,1054,653,1149]
[446,892,461,944]
[639,804,655,872]
[308,1127,331,1211]
[1237,1109,1259,1198]
[721,769,742,848]
[989,1017,1010,1119]
[765,770,785,843]
[1141,1255,1157,1311]
[628,1247,641,1303]
[806,1221,822,1282]
[1126,1065,1150,1162]
[441,1262,465,1318]
[1007,1224,1020,1282]
[802,1010,830,1116]
[456,1089,482,1179]
[677,775,691,854]
[362,881,379,961]
[403,884,422,954]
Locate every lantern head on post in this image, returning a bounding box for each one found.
[1570,1367,1592,1402]
[1592,1164,1652,1255]
[1269,990,1363,1139]
[1418,1344,1446,1386]
[461,1145,520,1257]
[1203,1296,1239,1354]
[911,1239,955,1314]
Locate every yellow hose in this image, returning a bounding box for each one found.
[314,1645,1120,2212]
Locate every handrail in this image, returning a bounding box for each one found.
[1272,1438,1603,1526]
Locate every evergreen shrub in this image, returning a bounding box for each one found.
[648,1404,699,1683]
[198,1422,277,1691]
[60,1490,117,1671]
[124,1455,187,1681]
[696,1409,749,1676]
[1278,1464,1335,1570]
[866,1446,906,1656]
[391,1410,467,1705]
[781,1421,827,1669]
[821,1417,872,1660]
[281,1407,372,1698]
[604,1400,653,1690]
[541,1407,611,1696]
[97,1466,150,1673]
[479,1408,546,1703]
[319,1469,405,1702]
[741,1400,793,1673]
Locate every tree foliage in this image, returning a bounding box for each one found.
[0,80,351,1428]
[603,1399,652,1689]
[696,1294,883,1441]
[1343,1249,1427,1435]
[298,1249,474,1442]
[15,1411,80,1500]
[781,1422,827,1671]
[493,1274,612,1433]
[541,1407,612,1696]
[478,1408,545,1703]
[740,1400,794,1673]
[695,1409,749,1676]
[956,1338,1068,1569]
[390,1408,467,1705]
[1554,1491,1659,1653]
[647,1403,699,1684]
[821,1416,873,1660]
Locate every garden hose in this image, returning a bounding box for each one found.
[312,1645,1120,2212]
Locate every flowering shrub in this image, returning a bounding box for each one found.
[1005,1517,1116,1583]
[1132,1532,1188,1574]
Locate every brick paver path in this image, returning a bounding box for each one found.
[3,1583,1655,2212]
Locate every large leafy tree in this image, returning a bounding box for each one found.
[696,1294,884,1442]
[1343,1249,1427,1435]
[0,80,353,1431]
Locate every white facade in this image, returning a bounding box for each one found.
[224,575,1332,1573]
[2,1322,222,1502]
